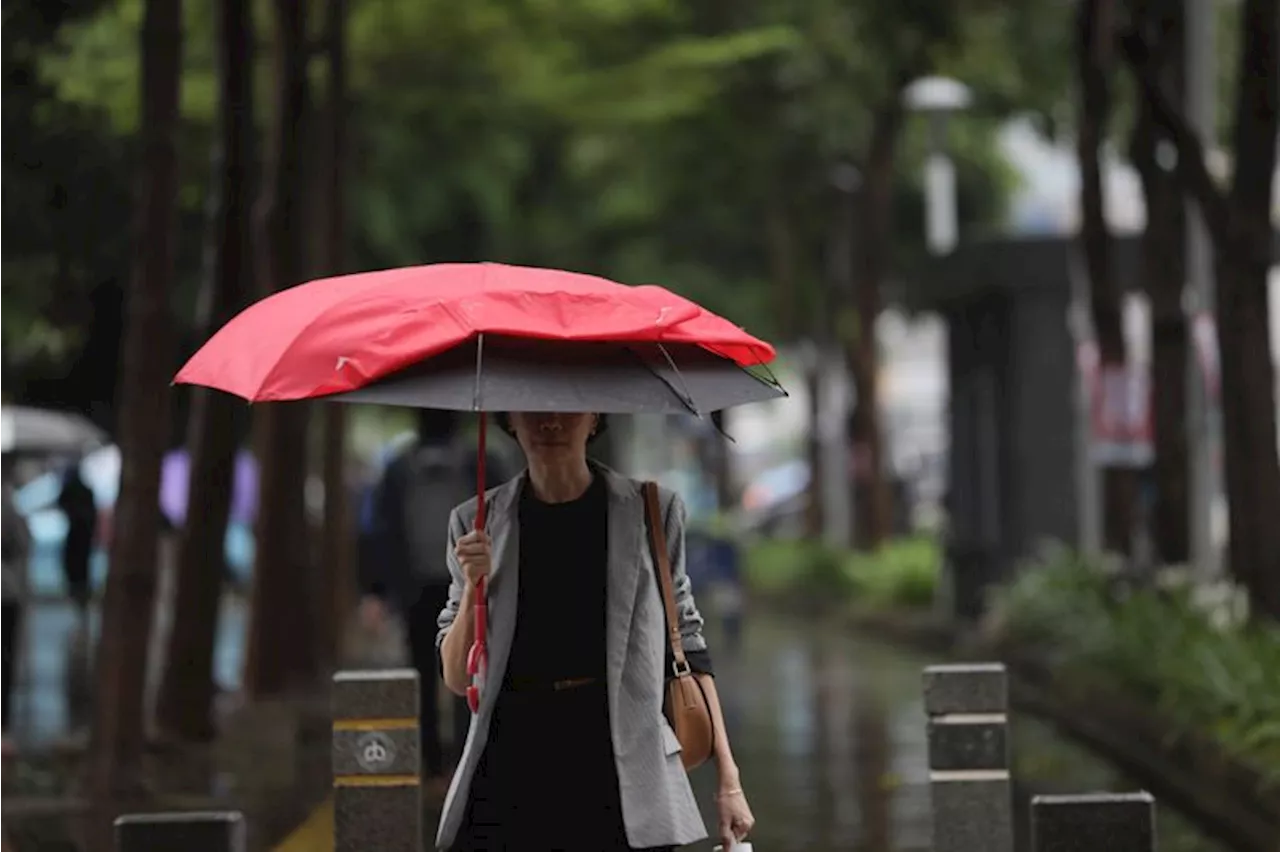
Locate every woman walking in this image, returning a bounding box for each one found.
[436,411,755,851]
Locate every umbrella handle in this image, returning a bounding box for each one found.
[466,575,488,713]
[466,412,489,714]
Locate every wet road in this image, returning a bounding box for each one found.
[692,615,1227,852]
[9,598,1228,852]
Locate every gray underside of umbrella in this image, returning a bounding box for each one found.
[1,406,107,455]
[326,337,786,414]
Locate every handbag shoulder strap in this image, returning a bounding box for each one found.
[642,481,688,673]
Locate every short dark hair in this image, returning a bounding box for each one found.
[495,412,608,444]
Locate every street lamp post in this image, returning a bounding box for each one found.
[904,76,973,256]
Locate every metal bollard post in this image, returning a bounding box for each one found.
[922,662,1013,852]
[114,811,245,852]
[1032,792,1156,851]
[332,668,422,852]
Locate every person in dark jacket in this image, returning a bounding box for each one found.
[359,411,511,790]
[56,463,96,618]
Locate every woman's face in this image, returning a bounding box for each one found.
[508,412,598,463]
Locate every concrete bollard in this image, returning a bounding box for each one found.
[332,668,422,852]
[114,811,245,852]
[1032,792,1156,851]
[922,662,1012,852]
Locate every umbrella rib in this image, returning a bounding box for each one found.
[625,345,701,418]
[753,360,788,394]
[655,344,703,419]
[471,333,486,412]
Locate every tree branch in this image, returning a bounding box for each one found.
[1116,29,1236,252]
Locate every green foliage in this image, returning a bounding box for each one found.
[3,30,137,371]
[744,535,940,610]
[39,0,220,131]
[746,537,856,600]
[6,0,1075,381]
[990,544,1280,783]
[846,536,940,608]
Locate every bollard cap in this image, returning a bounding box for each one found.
[114,811,246,852]
[114,811,245,826]
[923,663,1007,715]
[332,668,420,720]
[1032,792,1155,805]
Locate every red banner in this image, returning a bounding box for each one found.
[1078,312,1219,468]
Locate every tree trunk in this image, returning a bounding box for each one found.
[242,0,318,695]
[87,0,182,795]
[1076,0,1134,556]
[315,0,352,671]
[1128,0,1189,566]
[804,364,824,538]
[767,204,823,538]
[154,0,254,741]
[1216,0,1280,618]
[847,95,904,552]
[1120,0,1280,618]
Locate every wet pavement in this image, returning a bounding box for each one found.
[686,614,1227,852]
[282,610,1232,852]
[6,591,246,749]
[6,596,1229,852]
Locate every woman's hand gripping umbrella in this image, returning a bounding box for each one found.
[174,261,786,715]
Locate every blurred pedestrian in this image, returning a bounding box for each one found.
[436,412,755,852]
[704,515,746,652]
[56,461,96,619]
[359,411,509,791]
[2,467,32,755]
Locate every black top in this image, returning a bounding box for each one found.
[501,472,610,686]
[454,472,710,852]
[459,472,629,851]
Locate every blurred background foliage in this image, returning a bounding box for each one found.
[4,0,1074,402]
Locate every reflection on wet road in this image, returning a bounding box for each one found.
[10,598,1227,852]
[8,595,246,748]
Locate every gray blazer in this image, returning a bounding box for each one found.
[434,466,709,849]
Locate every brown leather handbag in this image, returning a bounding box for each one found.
[643,482,715,771]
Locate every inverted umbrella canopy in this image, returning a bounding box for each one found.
[174,261,775,402]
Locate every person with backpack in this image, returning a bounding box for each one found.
[359,410,509,790]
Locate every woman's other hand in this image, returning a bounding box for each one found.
[716,787,755,848]
[454,529,492,587]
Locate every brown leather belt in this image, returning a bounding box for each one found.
[505,676,598,694]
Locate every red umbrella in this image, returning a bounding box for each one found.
[175,261,783,712]
[176,261,773,401]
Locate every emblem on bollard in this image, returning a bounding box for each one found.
[354,731,397,772]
